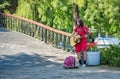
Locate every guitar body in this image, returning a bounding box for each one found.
[70,35,80,46]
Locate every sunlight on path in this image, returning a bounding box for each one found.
[0,27,120,79]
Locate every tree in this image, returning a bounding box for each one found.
[0,0,9,12]
[0,0,18,13]
[83,0,120,37]
[1,0,119,37]
[73,3,79,26]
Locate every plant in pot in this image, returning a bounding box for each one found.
[87,42,98,52]
[86,42,100,65]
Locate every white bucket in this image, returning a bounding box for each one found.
[87,52,100,65]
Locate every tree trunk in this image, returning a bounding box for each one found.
[73,3,79,26]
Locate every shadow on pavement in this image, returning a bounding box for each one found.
[0,27,10,32]
[0,52,60,70]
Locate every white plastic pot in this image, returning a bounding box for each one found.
[87,51,100,65]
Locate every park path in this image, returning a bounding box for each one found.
[0,27,120,79]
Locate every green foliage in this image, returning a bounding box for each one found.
[0,0,18,13]
[83,0,120,37]
[0,0,9,12]
[0,1,9,8]
[15,0,33,19]
[1,0,120,37]
[100,44,120,67]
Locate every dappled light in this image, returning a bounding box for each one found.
[0,0,120,78]
[0,26,120,79]
[0,52,59,70]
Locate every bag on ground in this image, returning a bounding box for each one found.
[63,56,78,69]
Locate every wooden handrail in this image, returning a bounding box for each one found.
[0,13,73,52]
[1,13,71,37]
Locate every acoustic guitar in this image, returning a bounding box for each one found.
[70,27,89,46]
[70,35,81,46]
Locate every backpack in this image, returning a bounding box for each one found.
[63,56,78,69]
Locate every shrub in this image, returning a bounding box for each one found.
[100,44,120,67]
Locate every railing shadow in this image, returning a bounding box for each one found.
[0,27,10,32]
[0,52,60,70]
[0,53,119,79]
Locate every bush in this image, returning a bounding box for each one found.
[100,44,120,67]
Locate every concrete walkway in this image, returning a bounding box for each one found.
[0,27,120,79]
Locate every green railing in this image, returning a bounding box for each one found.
[0,13,73,52]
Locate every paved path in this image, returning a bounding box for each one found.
[0,27,120,79]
